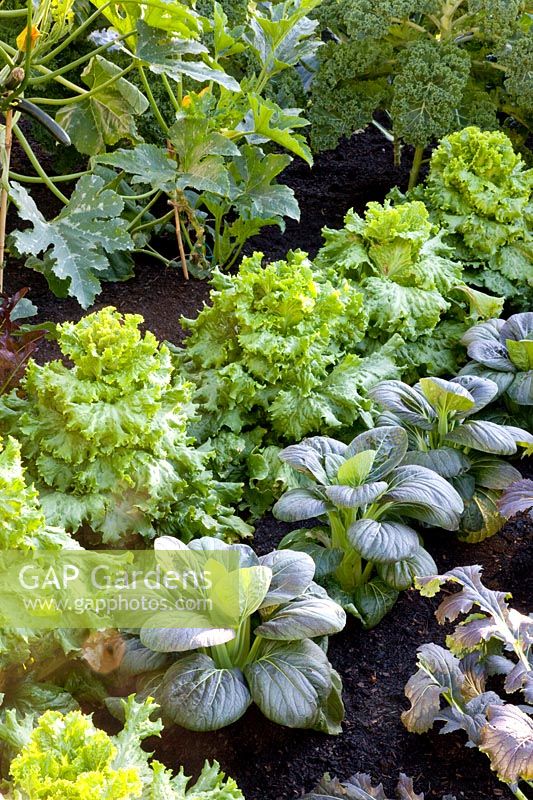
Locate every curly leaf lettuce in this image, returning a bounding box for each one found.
[421,127,533,309]
[1,697,244,800]
[176,250,400,512]
[315,199,502,378]
[0,308,250,544]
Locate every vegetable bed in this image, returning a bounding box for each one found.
[4,126,532,800]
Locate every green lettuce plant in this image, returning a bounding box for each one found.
[132,536,346,734]
[418,127,533,309]
[403,565,533,800]
[0,435,74,551]
[0,307,250,544]
[370,375,533,541]
[176,249,401,515]
[0,696,244,799]
[273,426,464,628]
[309,1,532,188]
[302,772,456,800]
[0,434,89,728]
[315,199,503,379]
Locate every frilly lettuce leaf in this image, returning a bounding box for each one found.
[1,696,244,800]
[0,308,250,543]
[316,198,501,377]
[176,250,400,513]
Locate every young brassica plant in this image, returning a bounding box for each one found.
[273,426,464,628]
[499,479,533,520]
[370,375,533,541]
[403,566,533,800]
[134,537,346,734]
[302,771,457,800]
[0,695,244,800]
[461,313,533,431]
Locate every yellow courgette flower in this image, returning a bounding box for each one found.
[16,24,41,52]
[182,85,211,107]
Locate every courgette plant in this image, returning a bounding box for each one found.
[370,375,533,542]
[273,426,464,628]
[134,536,347,734]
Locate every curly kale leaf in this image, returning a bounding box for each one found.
[392,40,471,149]
[309,40,391,151]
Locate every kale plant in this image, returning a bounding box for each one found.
[127,537,346,733]
[315,199,503,379]
[310,0,532,187]
[370,375,533,541]
[403,566,533,800]
[176,249,401,516]
[418,127,533,309]
[273,426,463,628]
[302,772,456,800]
[0,307,250,544]
[0,696,244,799]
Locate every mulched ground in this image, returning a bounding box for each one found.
[5,126,532,800]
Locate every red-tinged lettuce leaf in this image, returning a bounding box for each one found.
[0,288,44,392]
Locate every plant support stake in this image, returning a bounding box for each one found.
[171,199,189,281]
[0,107,13,293]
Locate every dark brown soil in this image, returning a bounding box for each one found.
[5,127,532,800]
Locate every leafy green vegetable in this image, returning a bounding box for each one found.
[461,313,533,423]
[0,433,87,733]
[370,375,533,541]
[130,537,346,733]
[315,199,503,380]
[310,1,531,187]
[92,0,322,274]
[302,771,457,799]
[498,478,533,519]
[417,127,533,308]
[0,696,244,799]
[0,307,250,544]
[9,177,135,310]
[403,565,533,797]
[274,426,463,627]
[175,250,401,513]
[0,435,74,551]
